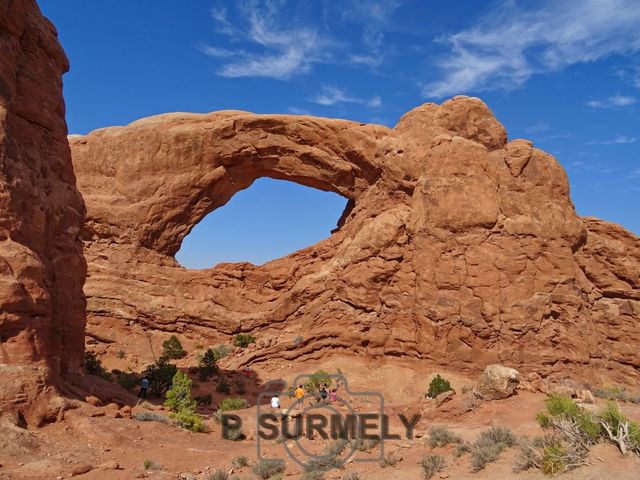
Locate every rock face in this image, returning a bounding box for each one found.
[70,97,640,384]
[0,0,86,423]
[475,364,520,400]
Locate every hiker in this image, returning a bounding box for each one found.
[294,384,305,400]
[139,376,149,399]
[329,388,337,402]
[271,394,280,410]
[319,383,328,402]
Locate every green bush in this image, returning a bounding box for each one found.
[195,393,212,406]
[231,455,249,468]
[420,454,445,479]
[198,347,218,381]
[84,351,110,379]
[217,379,230,394]
[427,426,462,448]
[542,441,567,475]
[427,374,453,398]
[600,401,640,453]
[219,397,249,411]
[165,370,196,412]
[164,370,204,432]
[252,458,286,479]
[544,394,580,419]
[162,335,187,359]
[144,356,178,396]
[234,333,256,348]
[305,370,332,393]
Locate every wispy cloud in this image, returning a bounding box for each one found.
[422,0,640,98]
[629,168,640,178]
[204,2,330,80]
[287,106,312,115]
[587,134,637,145]
[525,122,550,134]
[586,93,636,108]
[311,86,382,107]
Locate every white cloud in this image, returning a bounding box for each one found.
[586,93,636,108]
[525,122,550,134]
[629,168,640,178]
[204,2,329,80]
[311,86,382,107]
[588,134,637,145]
[287,107,312,115]
[422,0,640,98]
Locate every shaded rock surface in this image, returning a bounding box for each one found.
[69,96,640,383]
[0,0,86,424]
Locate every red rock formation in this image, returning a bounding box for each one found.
[0,0,86,424]
[70,97,639,385]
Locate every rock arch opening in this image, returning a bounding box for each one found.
[175,178,348,269]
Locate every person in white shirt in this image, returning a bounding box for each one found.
[271,395,280,409]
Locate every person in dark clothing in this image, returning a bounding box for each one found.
[139,376,149,399]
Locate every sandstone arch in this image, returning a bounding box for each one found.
[71,97,640,385]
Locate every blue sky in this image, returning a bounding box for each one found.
[40,0,639,268]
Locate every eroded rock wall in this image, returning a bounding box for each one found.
[0,0,86,423]
[70,97,639,384]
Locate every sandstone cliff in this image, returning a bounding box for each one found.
[70,98,639,385]
[0,0,86,424]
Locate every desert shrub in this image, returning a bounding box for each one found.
[224,427,245,441]
[536,411,551,428]
[477,426,517,447]
[116,349,126,359]
[174,408,205,432]
[116,371,139,390]
[454,442,472,457]
[468,426,516,471]
[324,439,349,456]
[420,454,445,479]
[600,401,640,454]
[231,455,249,468]
[594,386,640,404]
[426,374,453,398]
[293,335,304,347]
[143,459,162,470]
[378,452,400,468]
[305,453,343,472]
[352,437,380,452]
[514,434,589,474]
[341,474,361,480]
[305,370,332,393]
[211,343,231,360]
[208,469,228,480]
[162,335,187,359]
[134,411,169,423]
[195,393,213,406]
[198,347,218,381]
[427,426,462,447]
[144,356,178,396]
[217,379,231,394]
[470,442,502,472]
[84,351,110,379]
[234,333,256,348]
[539,394,602,447]
[219,397,249,411]
[301,470,325,480]
[252,458,286,479]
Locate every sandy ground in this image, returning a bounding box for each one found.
[2,354,640,479]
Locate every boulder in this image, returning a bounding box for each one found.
[475,365,520,400]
